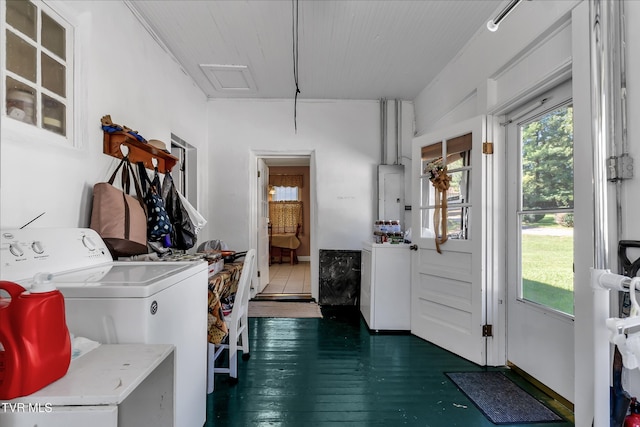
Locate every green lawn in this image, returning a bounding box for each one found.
[533,215,563,228]
[521,231,574,315]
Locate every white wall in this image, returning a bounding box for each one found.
[205,99,380,252]
[0,1,208,230]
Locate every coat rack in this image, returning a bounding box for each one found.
[103,131,178,173]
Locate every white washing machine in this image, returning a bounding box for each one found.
[0,228,208,427]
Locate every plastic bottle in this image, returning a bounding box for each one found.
[0,275,71,399]
[373,220,383,235]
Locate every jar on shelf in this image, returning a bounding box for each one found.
[374,220,383,235]
[42,96,65,135]
[6,89,35,125]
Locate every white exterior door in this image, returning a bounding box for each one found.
[505,81,574,401]
[411,115,498,366]
[256,159,270,294]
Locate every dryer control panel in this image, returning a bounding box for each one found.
[0,228,112,282]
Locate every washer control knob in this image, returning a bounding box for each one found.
[82,235,96,251]
[32,241,44,254]
[9,243,24,257]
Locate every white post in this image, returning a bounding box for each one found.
[592,268,612,427]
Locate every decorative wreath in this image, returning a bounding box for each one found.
[425,159,451,254]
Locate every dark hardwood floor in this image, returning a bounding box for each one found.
[206,307,574,427]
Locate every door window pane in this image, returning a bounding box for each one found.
[448,170,470,206]
[447,207,469,240]
[420,141,441,239]
[419,136,472,241]
[518,105,574,315]
[421,141,443,166]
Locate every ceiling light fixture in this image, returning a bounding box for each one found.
[487,0,526,32]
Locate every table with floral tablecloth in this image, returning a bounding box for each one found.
[207,262,243,344]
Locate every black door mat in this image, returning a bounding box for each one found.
[446,371,564,424]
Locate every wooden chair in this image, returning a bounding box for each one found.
[207,249,256,392]
[279,223,301,265]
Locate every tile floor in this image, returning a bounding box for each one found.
[260,261,311,295]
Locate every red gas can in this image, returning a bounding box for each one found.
[0,279,71,399]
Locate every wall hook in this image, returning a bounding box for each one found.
[103,131,177,173]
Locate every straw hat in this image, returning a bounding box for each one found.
[148,139,170,153]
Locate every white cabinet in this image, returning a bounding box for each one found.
[360,242,411,331]
[1,344,174,427]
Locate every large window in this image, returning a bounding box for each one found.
[269,174,303,234]
[3,0,73,138]
[517,103,574,316]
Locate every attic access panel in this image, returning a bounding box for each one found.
[199,64,257,94]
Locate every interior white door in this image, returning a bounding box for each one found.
[411,115,490,366]
[256,159,270,294]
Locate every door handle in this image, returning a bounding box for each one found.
[409,244,418,251]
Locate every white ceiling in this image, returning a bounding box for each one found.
[128,0,504,101]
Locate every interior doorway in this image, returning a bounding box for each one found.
[250,152,317,302]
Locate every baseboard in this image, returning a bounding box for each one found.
[269,256,310,264]
[252,294,314,302]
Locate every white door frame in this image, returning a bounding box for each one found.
[249,150,318,301]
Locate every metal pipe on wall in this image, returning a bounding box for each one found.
[380,98,387,165]
[395,100,402,165]
[590,0,611,270]
[589,1,623,425]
